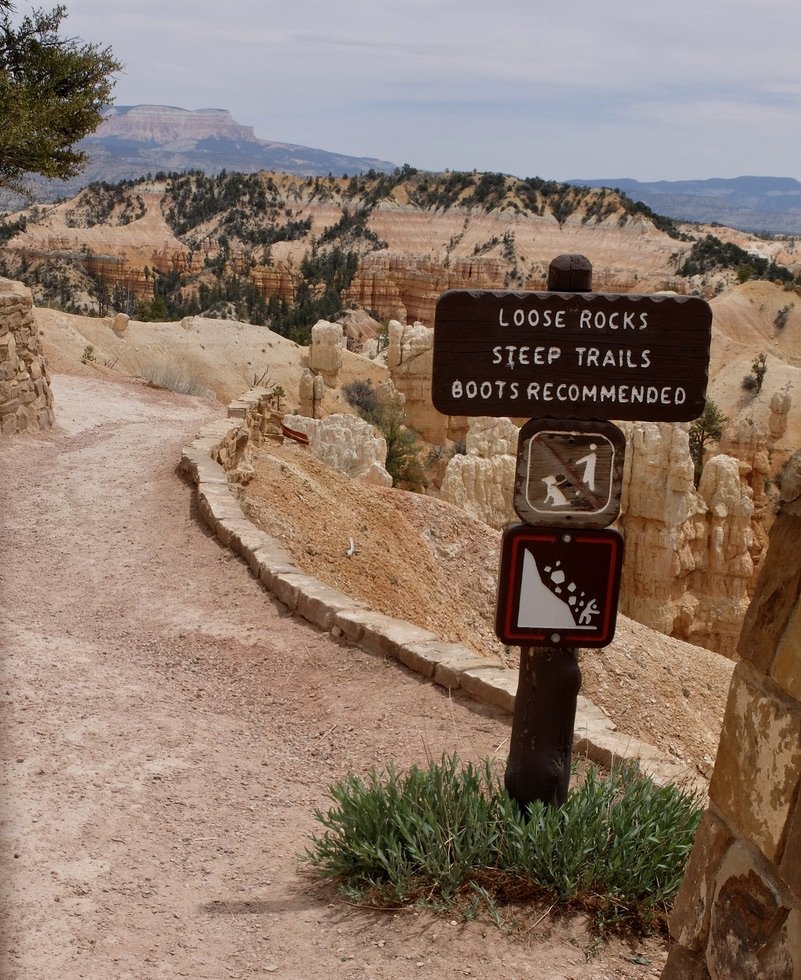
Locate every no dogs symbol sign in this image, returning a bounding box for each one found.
[495,524,624,648]
[514,418,626,528]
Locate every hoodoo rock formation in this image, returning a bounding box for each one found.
[435,414,767,657]
[387,319,466,445]
[307,319,345,387]
[438,418,519,531]
[298,369,325,420]
[280,413,392,487]
[617,422,705,638]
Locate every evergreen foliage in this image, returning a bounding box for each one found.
[689,399,727,485]
[0,2,120,190]
[0,213,25,242]
[742,351,768,395]
[343,379,427,489]
[679,234,794,282]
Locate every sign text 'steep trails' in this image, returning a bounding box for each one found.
[432,289,713,423]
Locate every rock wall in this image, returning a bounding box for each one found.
[663,450,801,979]
[0,278,55,435]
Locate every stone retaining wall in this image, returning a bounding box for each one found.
[0,278,54,435]
[663,449,801,979]
[180,387,693,790]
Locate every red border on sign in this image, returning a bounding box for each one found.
[495,525,623,648]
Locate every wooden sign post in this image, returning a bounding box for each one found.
[504,256,592,811]
[432,254,712,812]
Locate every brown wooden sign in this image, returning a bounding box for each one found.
[495,523,624,649]
[514,418,625,528]
[432,289,712,422]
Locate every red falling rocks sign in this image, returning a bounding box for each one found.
[495,523,624,649]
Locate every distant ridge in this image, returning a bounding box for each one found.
[4,103,799,236]
[1,104,397,208]
[567,176,801,235]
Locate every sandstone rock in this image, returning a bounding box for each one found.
[387,319,441,443]
[298,368,325,419]
[718,419,772,513]
[710,664,801,862]
[689,455,755,654]
[669,812,735,954]
[768,390,792,441]
[618,422,706,637]
[662,498,801,980]
[281,413,392,486]
[439,418,518,530]
[780,448,801,503]
[344,250,508,326]
[307,319,344,386]
[386,318,466,444]
[617,423,768,656]
[707,843,798,980]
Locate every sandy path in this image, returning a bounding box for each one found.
[0,373,666,979]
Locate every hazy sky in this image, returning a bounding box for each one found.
[60,0,801,182]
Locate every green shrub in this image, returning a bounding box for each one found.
[342,382,427,490]
[305,754,702,932]
[689,399,727,486]
[342,379,380,418]
[742,351,768,396]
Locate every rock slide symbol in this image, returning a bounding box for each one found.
[516,549,599,630]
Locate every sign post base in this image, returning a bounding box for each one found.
[505,645,582,810]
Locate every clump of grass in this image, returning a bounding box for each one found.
[304,754,702,932]
[138,364,215,400]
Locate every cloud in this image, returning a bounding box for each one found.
[61,0,801,180]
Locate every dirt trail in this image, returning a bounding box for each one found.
[1,372,666,979]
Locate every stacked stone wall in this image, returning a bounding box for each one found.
[663,449,801,979]
[0,278,54,435]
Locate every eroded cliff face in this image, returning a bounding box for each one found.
[438,418,520,530]
[345,253,507,325]
[434,414,775,656]
[95,106,258,146]
[619,424,759,657]
[7,171,693,320]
